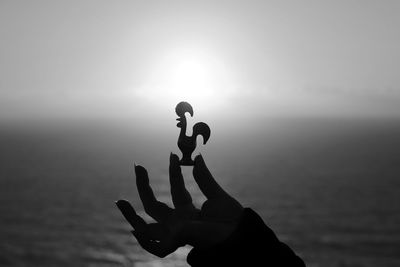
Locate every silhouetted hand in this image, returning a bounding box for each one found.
[116,153,243,258]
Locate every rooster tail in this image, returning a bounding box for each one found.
[193,122,211,144]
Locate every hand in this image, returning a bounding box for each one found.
[116,153,243,258]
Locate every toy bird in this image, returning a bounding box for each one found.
[175,101,211,166]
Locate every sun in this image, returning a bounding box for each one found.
[139,47,234,110]
[168,56,215,99]
[171,57,208,91]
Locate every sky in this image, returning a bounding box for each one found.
[1,0,400,121]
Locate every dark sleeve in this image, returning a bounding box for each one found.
[187,208,306,267]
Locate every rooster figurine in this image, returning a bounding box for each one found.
[175,101,211,166]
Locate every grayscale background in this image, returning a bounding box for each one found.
[1,1,399,266]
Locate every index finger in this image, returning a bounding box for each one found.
[135,164,173,222]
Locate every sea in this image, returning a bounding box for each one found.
[0,117,399,267]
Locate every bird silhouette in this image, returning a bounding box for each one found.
[175,101,211,165]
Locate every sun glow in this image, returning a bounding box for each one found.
[138,47,235,110]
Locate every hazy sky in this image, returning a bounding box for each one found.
[1,0,400,120]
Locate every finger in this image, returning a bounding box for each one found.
[132,231,175,258]
[135,164,173,222]
[193,154,227,199]
[115,199,146,231]
[169,153,193,208]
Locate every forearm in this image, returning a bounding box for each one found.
[187,208,305,267]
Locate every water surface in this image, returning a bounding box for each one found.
[0,117,399,266]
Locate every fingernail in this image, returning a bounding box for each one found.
[134,165,149,184]
[134,164,144,175]
[115,199,127,207]
[170,153,179,166]
[194,154,203,165]
[115,201,126,215]
[199,154,205,164]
